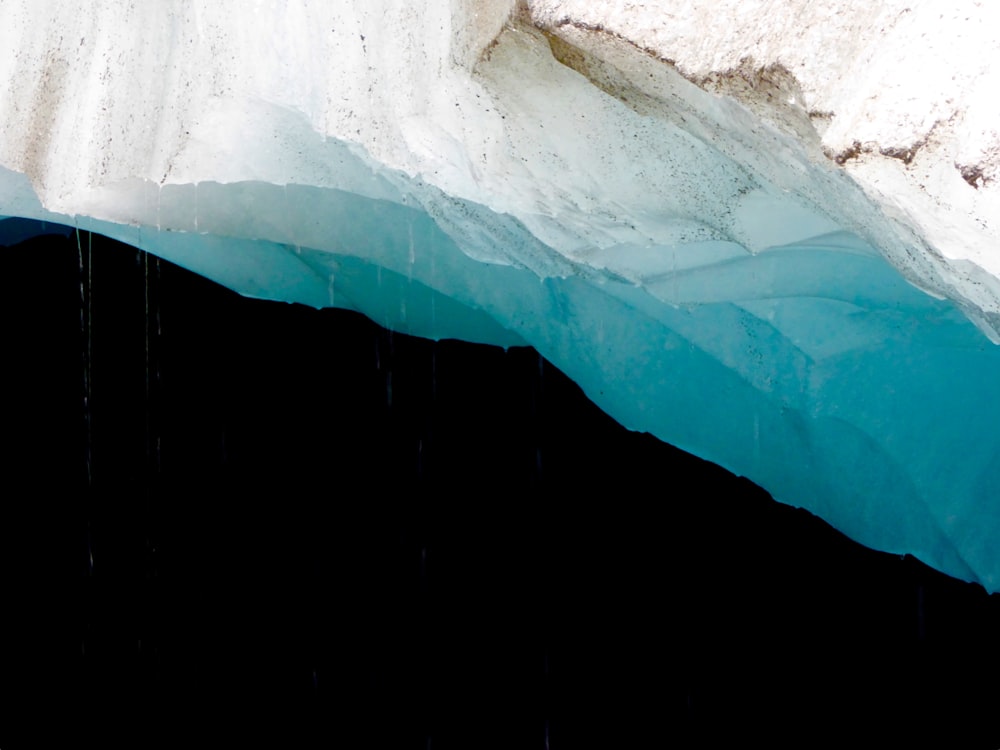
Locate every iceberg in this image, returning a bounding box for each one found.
[2,0,1000,589]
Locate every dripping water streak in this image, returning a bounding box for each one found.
[87,229,94,575]
[144,252,162,481]
[155,258,163,477]
[77,226,92,489]
[77,225,94,575]
[146,253,163,577]
[145,250,150,483]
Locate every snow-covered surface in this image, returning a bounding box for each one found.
[2,0,1000,589]
[530,1,1000,306]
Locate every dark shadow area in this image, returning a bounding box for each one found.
[1,228,998,747]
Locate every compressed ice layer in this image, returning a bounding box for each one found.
[2,2,999,590]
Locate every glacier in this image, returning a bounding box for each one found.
[1,0,1000,590]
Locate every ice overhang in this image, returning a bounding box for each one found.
[1,0,999,590]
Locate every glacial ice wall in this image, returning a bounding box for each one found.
[2,0,1000,590]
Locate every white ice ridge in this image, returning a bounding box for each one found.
[2,0,1000,589]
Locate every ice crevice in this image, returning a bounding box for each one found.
[2,0,1000,591]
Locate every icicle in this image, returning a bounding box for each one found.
[328,273,336,307]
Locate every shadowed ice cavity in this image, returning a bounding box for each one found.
[3,171,1000,592]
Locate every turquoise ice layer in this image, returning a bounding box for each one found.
[3,166,998,592]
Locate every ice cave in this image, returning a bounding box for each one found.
[2,0,1000,743]
[4,0,998,589]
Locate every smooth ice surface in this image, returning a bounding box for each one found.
[1,1,1000,590]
